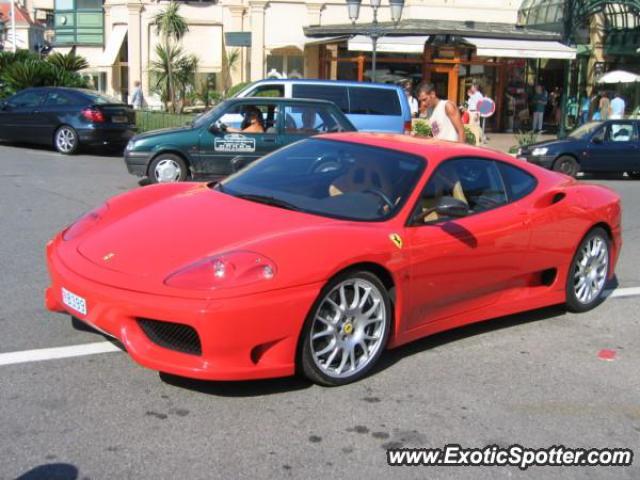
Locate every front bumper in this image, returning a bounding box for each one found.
[124,151,150,176]
[45,235,322,380]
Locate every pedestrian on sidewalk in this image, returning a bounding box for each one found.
[131,81,144,110]
[598,91,611,121]
[579,91,590,125]
[416,82,465,143]
[532,85,546,132]
[403,80,419,118]
[610,93,626,119]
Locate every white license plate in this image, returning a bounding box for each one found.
[112,115,128,123]
[62,287,87,315]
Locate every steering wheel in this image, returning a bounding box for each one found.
[309,154,343,174]
[362,188,395,211]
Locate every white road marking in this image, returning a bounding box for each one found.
[605,286,640,299]
[0,342,121,367]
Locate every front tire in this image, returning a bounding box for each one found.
[566,227,610,313]
[628,171,640,179]
[553,155,579,177]
[54,125,79,155]
[148,154,189,183]
[300,270,391,386]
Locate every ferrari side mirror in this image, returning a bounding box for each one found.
[434,196,470,218]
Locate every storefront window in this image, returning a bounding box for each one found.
[266,54,304,79]
[82,71,107,93]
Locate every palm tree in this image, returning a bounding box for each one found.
[222,48,241,96]
[46,52,89,72]
[150,44,198,112]
[153,1,188,42]
[153,1,190,111]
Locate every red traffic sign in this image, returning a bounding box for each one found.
[477,98,496,118]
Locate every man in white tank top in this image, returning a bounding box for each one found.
[417,83,465,143]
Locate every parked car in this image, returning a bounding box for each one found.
[518,120,640,178]
[47,133,621,386]
[0,87,136,154]
[124,97,356,183]
[233,79,412,134]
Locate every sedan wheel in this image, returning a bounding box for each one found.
[54,126,79,155]
[301,271,391,386]
[553,155,579,177]
[566,227,609,312]
[149,154,188,183]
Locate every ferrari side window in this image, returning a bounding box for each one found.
[496,162,537,202]
[414,158,508,224]
[450,159,508,214]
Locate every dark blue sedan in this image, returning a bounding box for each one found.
[518,120,640,178]
[0,87,136,154]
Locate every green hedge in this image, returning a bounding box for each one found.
[135,110,197,133]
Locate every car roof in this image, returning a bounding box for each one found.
[316,132,520,164]
[250,79,404,91]
[224,97,340,107]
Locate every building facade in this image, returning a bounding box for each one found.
[44,0,529,108]
[0,0,46,52]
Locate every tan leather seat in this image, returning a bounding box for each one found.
[329,163,392,198]
[421,171,468,223]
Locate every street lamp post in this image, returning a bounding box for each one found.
[346,0,404,83]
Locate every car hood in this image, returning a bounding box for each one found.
[132,125,196,142]
[522,138,576,152]
[76,184,337,282]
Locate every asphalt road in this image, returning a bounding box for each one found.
[0,143,638,480]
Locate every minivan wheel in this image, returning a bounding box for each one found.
[148,154,189,183]
[54,126,79,154]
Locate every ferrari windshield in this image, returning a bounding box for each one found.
[216,138,425,221]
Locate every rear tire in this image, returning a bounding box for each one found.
[300,270,391,386]
[54,125,79,155]
[553,155,579,177]
[148,153,189,183]
[566,227,610,313]
[629,171,640,179]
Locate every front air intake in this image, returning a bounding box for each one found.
[137,318,202,356]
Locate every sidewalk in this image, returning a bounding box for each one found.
[482,133,556,153]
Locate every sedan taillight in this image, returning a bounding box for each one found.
[81,108,105,123]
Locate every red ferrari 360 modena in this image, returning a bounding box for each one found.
[45,133,622,386]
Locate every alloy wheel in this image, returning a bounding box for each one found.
[309,278,387,379]
[56,127,76,153]
[573,235,608,305]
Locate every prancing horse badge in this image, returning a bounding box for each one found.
[389,233,403,249]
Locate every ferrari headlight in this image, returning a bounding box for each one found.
[532,147,549,156]
[164,251,277,290]
[62,204,108,241]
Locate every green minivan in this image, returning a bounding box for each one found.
[124,97,356,183]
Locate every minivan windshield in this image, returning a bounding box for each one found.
[214,138,425,221]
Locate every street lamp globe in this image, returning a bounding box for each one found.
[346,0,362,23]
[389,0,405,23]
[370,0,382,9]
